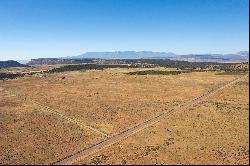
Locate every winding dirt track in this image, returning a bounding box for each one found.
[53,74,248,165]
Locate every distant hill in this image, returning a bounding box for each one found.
[0,60,28,68]
[236,51,249,57]
[169,52,249,63]
[17,60,30,65]
[27,58,95,65]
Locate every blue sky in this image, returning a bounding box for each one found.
[0,0,249,60]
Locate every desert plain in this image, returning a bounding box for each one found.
[0,67,248,165]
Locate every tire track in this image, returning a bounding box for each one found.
[53,74,248,165]
[3,89,110,138]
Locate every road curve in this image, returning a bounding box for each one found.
[53,74,248,165]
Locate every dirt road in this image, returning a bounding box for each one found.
[53,74,248,165]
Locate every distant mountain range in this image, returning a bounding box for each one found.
[6,51,248,66]
[66,51,177,59]
[66,51,249,62]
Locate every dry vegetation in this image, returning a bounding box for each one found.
[0,65,53,74]
[0,66,248,164]
[76,76,249,165]
[1,68,240,135]
[0,86,105,164]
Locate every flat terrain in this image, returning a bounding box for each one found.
[76,74,249,165]
[0,89,105,164]
[0,67,248,164]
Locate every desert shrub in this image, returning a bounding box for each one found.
[0,73,25,80]
[48,64,146,73]
[127,70,192,75]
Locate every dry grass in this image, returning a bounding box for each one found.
[76,76,249,165]
[0,66,52,73]
[0,90,105,165]
[0,67,247,164]
[1,68,240,135]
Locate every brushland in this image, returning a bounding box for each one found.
[0,59,248,164]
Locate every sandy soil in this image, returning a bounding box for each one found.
[0,67,247,164]
[0,90,105,164]
[0,68,240,135]
[76,76,249,165]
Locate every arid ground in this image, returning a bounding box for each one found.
[0,67,248,165]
